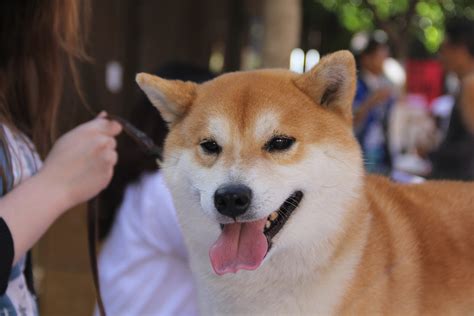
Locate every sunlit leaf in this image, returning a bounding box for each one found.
[316,0,474,54]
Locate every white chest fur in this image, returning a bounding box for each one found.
[173,192,369,316]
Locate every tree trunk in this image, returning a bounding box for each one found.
[262,0,302,68]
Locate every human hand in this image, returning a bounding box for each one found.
[38,112,122,212]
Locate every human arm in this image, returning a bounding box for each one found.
[0,114,122,267]
[353,87,392,128]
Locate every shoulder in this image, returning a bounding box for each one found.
[463,73,474,87]
[462,75,474,102]
[0,125,15,195]
[109,169,186,255]
[460,75,474,134]
[119,171,167,213]
[118,170,177,233]
[132,171,174,213]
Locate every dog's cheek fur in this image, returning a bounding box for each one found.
[160,147,223,262]
[252,142,364,258]
[163,148,221,221]
[162,121,228,216]
[281,146,362,250]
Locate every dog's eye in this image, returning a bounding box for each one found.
[264,136,296,152]
[200,139,221,154]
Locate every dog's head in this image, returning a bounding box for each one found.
[137,51,363,276]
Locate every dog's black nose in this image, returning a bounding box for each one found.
[214,184,252,218]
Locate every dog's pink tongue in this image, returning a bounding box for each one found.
[209,219,268,275]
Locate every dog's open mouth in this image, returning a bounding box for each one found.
[209,191,304,276]
[263,191,303,246]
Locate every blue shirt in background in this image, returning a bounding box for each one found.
[353,75,394,174]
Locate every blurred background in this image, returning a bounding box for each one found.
[33,0,474,315]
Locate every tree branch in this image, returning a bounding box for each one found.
[361,0,382,25]
[402,0,420,32]
[360,0,417,59]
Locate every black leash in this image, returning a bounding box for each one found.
[106,114,163,162]
[87,198,106,316]
[87,113,163,316]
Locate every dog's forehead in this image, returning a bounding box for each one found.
[197,70,298,107]
[204,110,281,145]
[191,70,301,134]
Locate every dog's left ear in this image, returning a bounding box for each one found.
[136,73,197,125]
[294,50,356,123]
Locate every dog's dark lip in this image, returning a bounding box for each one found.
[264,191,303,248]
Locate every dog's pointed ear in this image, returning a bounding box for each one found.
[136,73,197,125]
[294,50,356,123]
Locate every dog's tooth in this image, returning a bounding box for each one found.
[269,212,278,221]
[265,221,271,229]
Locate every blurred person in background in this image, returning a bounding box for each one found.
[97,63,214,316]
[0,1,121,315]
[351,31,396,175]
[430,18,474,180]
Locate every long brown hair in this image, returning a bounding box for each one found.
[0,0,89,157]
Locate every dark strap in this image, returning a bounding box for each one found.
[0,217,14,295]
[87,198,106,316]
[24,253,35,296]
[86,114,163,316]
[106,114,163,160]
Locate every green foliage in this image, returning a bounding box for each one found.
[318,0,474,54]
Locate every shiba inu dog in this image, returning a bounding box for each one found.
[136,51,474,315]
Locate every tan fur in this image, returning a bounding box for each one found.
[339,177,474,315]
[136,51,474,315]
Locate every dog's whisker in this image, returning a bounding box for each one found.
[321,183,340,189]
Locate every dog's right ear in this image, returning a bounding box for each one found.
[294,50,356,123]
[136,73,197,125]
